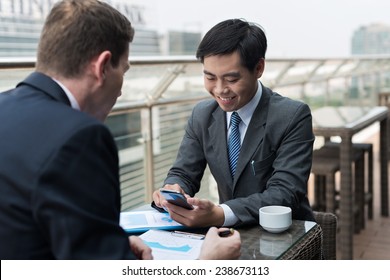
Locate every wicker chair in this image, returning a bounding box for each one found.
[311,142,372,233]
[278,213,337,260]
[313,211,338,260]
[323,142,374,223]
[279,223,323,260]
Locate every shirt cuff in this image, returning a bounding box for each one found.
[219,204,239,226]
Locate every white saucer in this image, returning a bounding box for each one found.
[261,224,291,233]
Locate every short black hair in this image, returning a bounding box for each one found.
[196,19,267,72]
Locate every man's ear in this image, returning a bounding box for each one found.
[255,58,265,79]
[94,51,112,82]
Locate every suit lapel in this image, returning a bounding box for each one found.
[233,85,271,185]
[209,107,233,185]
[17,72,71,106]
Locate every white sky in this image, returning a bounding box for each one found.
[138,0,390,58]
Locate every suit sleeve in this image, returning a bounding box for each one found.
[164,108,208,195]
[32,124,137,259]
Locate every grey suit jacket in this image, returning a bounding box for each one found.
[165,84,315,226]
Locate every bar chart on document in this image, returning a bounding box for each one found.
[139,229,204,260]
[119,210,186,233]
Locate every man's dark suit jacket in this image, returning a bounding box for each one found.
[0,72,136,259]
[165,84,315,226]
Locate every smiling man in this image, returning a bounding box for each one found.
[153,18,315,228]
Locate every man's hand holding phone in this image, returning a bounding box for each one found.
[159,189,194,210]
[152,185,225,228]
[151,184,193,212]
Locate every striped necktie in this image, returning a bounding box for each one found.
[228,112,242,178]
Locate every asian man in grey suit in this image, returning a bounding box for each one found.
[153,19,315,228]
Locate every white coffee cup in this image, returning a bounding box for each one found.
[259,206,292,233]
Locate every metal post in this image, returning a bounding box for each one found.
[141,107,155,202]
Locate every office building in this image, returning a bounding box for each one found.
[351,23,390,55]
[166,31,201,56]
[0,0,161,57]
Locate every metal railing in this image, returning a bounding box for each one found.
[1,55,390,210]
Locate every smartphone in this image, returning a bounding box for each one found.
[160,189,194,210]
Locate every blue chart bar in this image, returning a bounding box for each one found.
[125,213,148,226]
[143,241,192,252]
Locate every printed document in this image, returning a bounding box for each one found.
[139,229,204,260]
[119,210,185,233]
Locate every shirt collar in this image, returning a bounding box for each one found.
[227,80,262,127]
[52,78,81,110]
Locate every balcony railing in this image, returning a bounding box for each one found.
[1,55,390,210]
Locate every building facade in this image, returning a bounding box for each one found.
[0,0,161,57]
[351,23,390,55]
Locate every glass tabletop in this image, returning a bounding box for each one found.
[238,220,317,260]
[128,204,319,260]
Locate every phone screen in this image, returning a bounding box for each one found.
[160,189,194,210]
